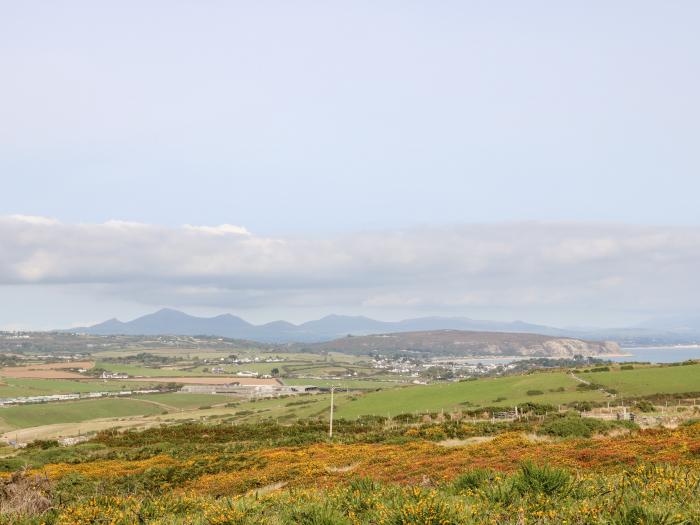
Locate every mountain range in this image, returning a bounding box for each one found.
[66,308,700,344]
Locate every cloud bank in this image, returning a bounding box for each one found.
[1,215,699,318]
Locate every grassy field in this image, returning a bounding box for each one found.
[0,398,165,430]
[94,361,197,377]
[282,378,404,389]
[1,363,698,442]
[578,363,700,396]
[0,378,154,397]
[132,393,229,409]
[335,371,608,419]
[94,352,373,378]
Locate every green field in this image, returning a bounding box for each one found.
[282,378,403,389]
[0,378,154,397]
[579,363,700,396]
[94,361,197,377]
[222,393,336,423]
[334,372,608,419]
[95,354,372,378]
[133,393,228,409]
[0,398,165,430]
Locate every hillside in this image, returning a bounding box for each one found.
[299,329,620,357]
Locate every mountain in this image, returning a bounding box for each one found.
[68,309,567,343]
[635,315,700,335]
[67,308,700,345]
[295,329,621,358]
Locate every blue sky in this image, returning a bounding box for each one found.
[1,2,699,329]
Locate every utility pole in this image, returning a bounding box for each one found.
[329,387,335,439]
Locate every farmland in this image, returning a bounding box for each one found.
[0,338,699,523]
[578,362,700,396]
[335,371,608,419]
[0,398,165,431]
[0,378,146,397]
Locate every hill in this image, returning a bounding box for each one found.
[67,309,565,343]
[66,309,700,345]
[296,329,620,357]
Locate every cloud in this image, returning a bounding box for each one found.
[0,216,699,316]
[183,224,251,236]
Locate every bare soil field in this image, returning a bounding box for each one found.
[0,361,94,379]
[124,377,282,385]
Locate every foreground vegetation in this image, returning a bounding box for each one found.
[0,413,698,523]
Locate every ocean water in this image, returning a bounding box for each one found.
[611,346,700,363]
[452,345,700,366]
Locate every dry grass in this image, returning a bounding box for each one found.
[0,467,52,516]
[0,361,94,379]
[124,377,282,385]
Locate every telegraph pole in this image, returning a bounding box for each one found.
[329,387,335,439]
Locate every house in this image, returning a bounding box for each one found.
[100,371,129,380]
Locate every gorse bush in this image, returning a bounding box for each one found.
[611,505,686,525]
[284,502,351,525]
[540,413,628,438]
[451,468,494,493]
[1,420,700,524]
[512,462,572,496]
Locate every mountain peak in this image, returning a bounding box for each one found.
[69,309,567,343]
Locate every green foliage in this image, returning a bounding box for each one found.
[540,413,629,438]
[512,462,572,496]
[635,400,655,413]
[611,505,685,525]
[452,468,494,493]
[284,502,351,525]
[24,440,59,450]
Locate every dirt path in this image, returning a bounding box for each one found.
[127,398,179,411]
[569,372,591,385]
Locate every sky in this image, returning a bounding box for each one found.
[1,1,699,330]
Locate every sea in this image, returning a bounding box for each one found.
[452,345,700,366]
[609,345,700,364]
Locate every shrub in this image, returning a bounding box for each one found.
[25,440,59,450]
[512,461,571,496]
[526,390,544,396]
[284,502,351,525]
[540,414,612,438]
[635,400,655,413]
[452,468,494,493]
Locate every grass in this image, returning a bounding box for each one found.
[282,378,403,389]
[578,363,700,396]
[2,418,700,524]
[93,362,196,377]
[0,398,165,430]
[335,371,607,419]
[0,378,154,397]
[132,393,228,409]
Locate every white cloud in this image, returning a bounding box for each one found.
[183,224,251,236]
[0,216,699,317]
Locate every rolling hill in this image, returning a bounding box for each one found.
[296,329,620,357]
